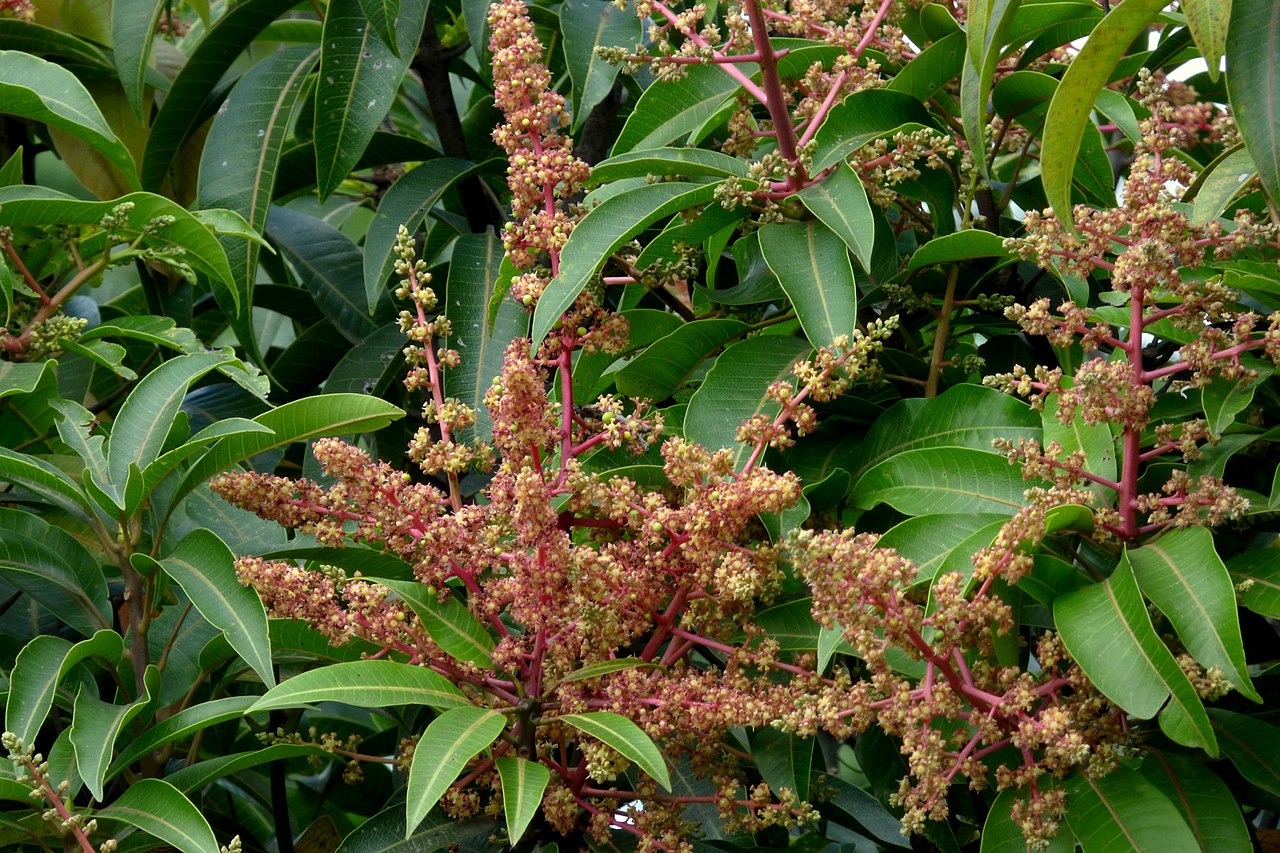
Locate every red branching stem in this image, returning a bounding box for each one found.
[556,340,576,487]
[670,627,830,680]
[649,0,768,103]
[853,0,896,61]
[636,51,773,64]
[741,0,807,191]
[640,586,689,661]
[13,755,95,853]
[1,237,49,303]
[418,311,464,511]
[798,70,847,147]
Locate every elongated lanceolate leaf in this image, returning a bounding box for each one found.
[558,712,671,790]
[613,318,747,401]
[759,220,857,347]
[337,806,497,852]
[751,727,813,802]
[97,779,219,853]
[0,51,137,185]
[405,708,506,836]
[0,509,112,637]
[112,0,168,118]
[71,666,158,801]
[250,660,469,713]
[852,447,1027,516]
[197,45,319,321]
[1208,709,1280,796]
[613,63,750,154]
[980,788,1073,853]
[797,162,875,273]
[562,0,641,131]
[5,631,122,748]
[590,148,750,184]
[811,89,935,173]
[0,446,96,520]
[1063,766,1200,853]
[1127,526,1258,701]
[1227,548,1280,617]
[109,697,258,777]
[532,181,721,346]
[1184,0,1231,82]
[314,0,428,198]
[359,0,402,56]
[961,0,1023,177]
[1054,556,1216,753]
[1188,145,1258,224]
[495,758,550,845]
[1041,0,1168,231]
[1140,750,1251,853]
[380,580,495,667]
[136,529,274,687]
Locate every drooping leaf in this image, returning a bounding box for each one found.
[108,696,258,778]
[1207,708,1280,796]
[558,712,671,790]
[314,0,429,198]
[335,806,497,853]
[1226,548,1280,617]
[1187,144,1258,224]
[1054,556,1216,753]
[560,658,654,683]
[750,727,813,802]
[589,148,750,184]
[111,0,168,117]
[249,660,470,713]
[811,89,935,173]
[1140,750,1251,853]
[613,63,750,154]
[1127,526,1258,701]
[0,446,97,521]
[405,707,506,836]
[0,50,137,185]
[495,757,550,845]
[1184,0,1231,82]
[380,580,496,668]
[0,509,112,637]
[5,631,122,748]
[962,0,1024,178]
[134,529,275,687]
[851,447,1027,516]
[70,666,158,801]
[562,0,641,131]
[613,318,748,401]
[759,220,857,347]
[1062,765,1201,853]
[97,779,219,853]
[816,774,909,849]
[796,161,876,273]
[1041,0,1168,230]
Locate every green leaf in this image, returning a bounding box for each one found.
[109,696,258,777]
[172,393,404,511]
[562,0,640,131]
[1187,144,1257,224]
[1042,391,1117,502]
[907,229,1011,271]
[0,21,113,70]
[1201,368,1272,436]
[444,231,531,443]
[888,29,965,100]
[1140,750,1251,853]
[751,727,812,802]
[359,0,402,56]
[589,148,750,184]
[405,707,506,836]
[111,0,167,117]
[560,658,654,683]
[97,778,219,853]
[143,418,274,495]
[196,45,320,321]
[314,0,428,198]
[0,360,54,400]
[962,0,1024,178]
[5,630,122,748]
[166,744,328,794]
[1041,0,1168,230]
[380,580,496,668]
[71,665,158,801]
[1053,556,1216,753]
[532,181,720,347]
[249,660,470,713]
[364,158,486,309]
[796,162,876,273]
[0,446,97,521]
[817,774,909,849]
[336,807,497,853]
[980,788,1073,853]
[1226,548,1280,617]
[613,63,750,154]
[0,50,137,186]
[0,508,112,637]
[684,335,812,470]
[558,712,671,791]
[142,0,309,192]
[1184,0,1231,82]
[495,757,550,845]
[759,220,857,347]
[0,188,237,300]
[1208,708,1280,796]
[852,447,1027,515]
[879,513,1010,584]
[613,318,748,400]
[1127,526,1258,702]
[48,398,110,494]
[134,529,275,687]
[811,89,935,173]
[1063,765,1201,853]
[268,205,381,341]
[843,383,1040,483]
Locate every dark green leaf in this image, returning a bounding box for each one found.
[613,63,751,154]
[759,220,857,347]
[1140,750,1251,852]
[562,0,641,131]
[249,660,470,713]
[1063,765,1201,853]
[614,318,747,400]
[97,779,219,853]
[852,447,1027,515]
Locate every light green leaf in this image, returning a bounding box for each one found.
[1188,145,1257,224]
[811,89,934,173]
[907,229,1011,271]
[1207,708,1280,796]
[405,707,506,836]
[135,529,275,687]
[249,660,469,713]
[1201,368,1272,436]
[111,0,167,117]
[590,147,750,184]
[0,360,54,400]
[1042,392,1117,502]
[1140,750,1251,853]
[142,417,274,495]
[1041,0,1168,231]
[759,220,857,347]
[1063,765,1201,853]
[380,580,496,668]
[558,712,671,790]
[980,788,1073,853]
[563,0,640,131]
[1226,548,1280,617]
[0,508,112,637]
[1054,556,1216,753]
[684,335,812,470]
[888,30,965,100]
[878,514,1010,584]
[613,318,748,401]
[852,447,1027,515]
[109,696,258,778]
[314,0,428,198]
[495,757,550,845]
[97,778,219,853]
[613,63,750,154]
[5,631,122,748]
[962,0,1024,177]
[0,50,137,185]
[532,181,720,347]
[1184,0,1231,82]
[48,398,110,494]
[560,658,654,683]
[1127,526,1258,702]
[796,161,876,273]
[71,665,158,801]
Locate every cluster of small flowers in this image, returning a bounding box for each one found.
[488,0,591,275]
[0,0,35,20]
[854,128,959,208]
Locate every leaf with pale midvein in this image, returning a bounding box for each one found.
[5,631,122,748]
[71,665,158,801]
[558,712,671,790]
[1063,765,1200,853]
[405,708,506,836]
[851,447,1027,516]
[111,0,168,117]
[96,778,219,853]
[1185,0,1232,82]
[0,509,112,637]
[1054,556,1216,753]
[961,0,1023,177]
[613,318,748,401]
[249,660,469,714]
[359,0,401,56]
[979,787,1073,853]
[562,0,641,131]
[109,697,258,777]
[532,181,721,347]
[1226,548,1280,617]
[495,758,550,845]
[796,162,876,273]
[759,220,857,348]
[135,529,274,687]
[612,63,750,154]
[1040,0,1168,231]
[380,580,495,668]
[1140,749,1251,852]
[1127,526,1258,701]
[1208,708,1280,796]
